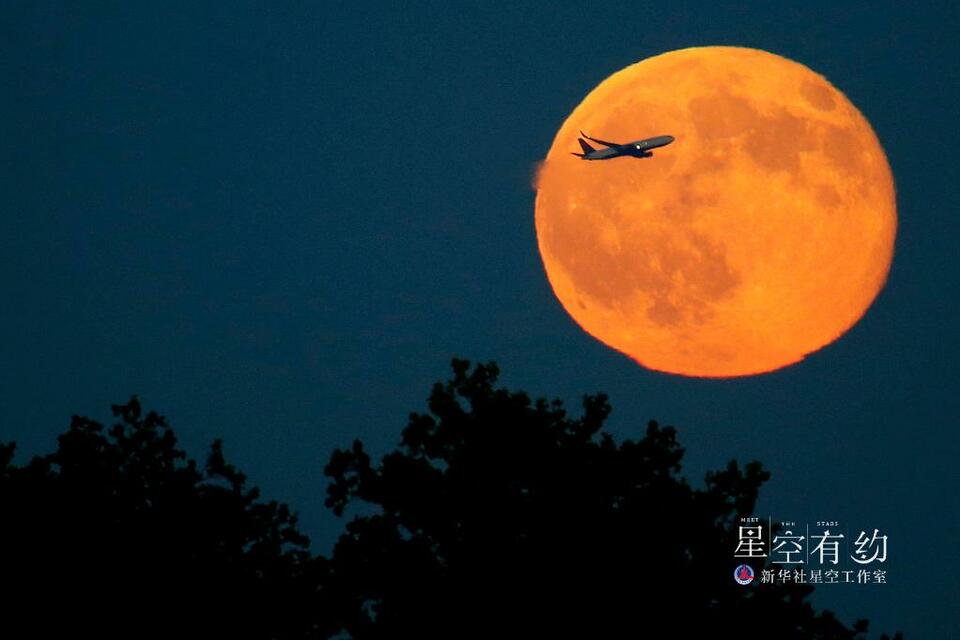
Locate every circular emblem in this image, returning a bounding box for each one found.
[734,564,755,585]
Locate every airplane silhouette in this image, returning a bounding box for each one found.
[572,131,675,160]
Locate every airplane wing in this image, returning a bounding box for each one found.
[580,130,621,148]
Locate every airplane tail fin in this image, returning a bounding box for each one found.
[577,138,596,154]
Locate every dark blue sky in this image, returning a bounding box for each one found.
[2,2,957,637]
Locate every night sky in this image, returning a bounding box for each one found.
[2,2,957,637]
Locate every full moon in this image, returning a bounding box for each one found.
[535,46,896,377]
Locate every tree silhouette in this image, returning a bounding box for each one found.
[0,397,330,639]
[0,360,903,639]
[323,358,903,639]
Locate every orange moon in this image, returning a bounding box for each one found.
[535,46,896,378]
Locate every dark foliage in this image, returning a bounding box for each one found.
[322,359,902,639]
[0,359,902,639]
[0,397,330,639]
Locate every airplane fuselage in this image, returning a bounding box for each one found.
[574,134,675,160]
